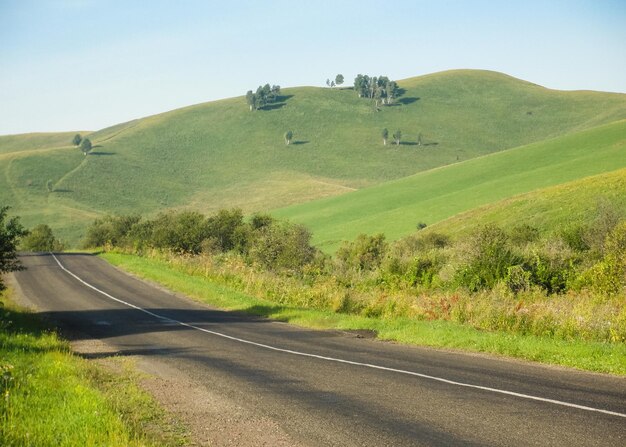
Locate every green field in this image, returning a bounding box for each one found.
[1,69,625,246]
[428,166,626,238]
[275,120,626,251]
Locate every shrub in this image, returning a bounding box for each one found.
[336,233,388,272]
[455,225,522,291]
[21,224,63,252]
[147,211,209,254]
[83,214,141,248]
[206,208,245,252]
[248,221,316,272]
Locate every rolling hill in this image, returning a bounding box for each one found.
[274,120,626,251]
[1,69,625,245]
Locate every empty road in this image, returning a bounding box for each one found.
[12,253,626,446]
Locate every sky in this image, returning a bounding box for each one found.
[1,0,625,135]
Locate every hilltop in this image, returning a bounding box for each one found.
[1,69,625,244]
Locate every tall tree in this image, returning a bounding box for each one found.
[80,138,92,155]
[246,90,256,111]
[284,130,293,145]
[381,128,389,146]
[335,74,344,86]
[0,207,27,291]
[72,134,82,146]
[393,130,402,145]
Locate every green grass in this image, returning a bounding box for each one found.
[1,69,625,245]
[428,166,626,238]
[275,119,626,251]
[101,252,626,375]
[0,289,185,446]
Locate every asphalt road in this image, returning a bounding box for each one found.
[12,253,626,446]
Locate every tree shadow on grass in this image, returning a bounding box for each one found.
[397,97,420,105]
[259,94,294,111]
[90,151,116,156]
[291,141,309,146]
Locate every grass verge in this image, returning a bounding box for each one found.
[101,252,626,375]
[0,287,186,447]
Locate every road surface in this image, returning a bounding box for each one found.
[11,253,626,446]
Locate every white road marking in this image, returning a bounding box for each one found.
[51,253,626,419]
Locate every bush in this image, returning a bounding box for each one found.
[455,225,522,291]
[83,214,141,248]
[576,221,626,296]
[336,234,388,272]
[21,224,63,252]
[248,221,316,272]
[206,209,245,252]
[147,211,209,254]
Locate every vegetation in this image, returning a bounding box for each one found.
[246,83,281,111]
[284,130,293,145]
[2,70,625,245]
[100,250,626,374]
[83,197,625,349]
[0,289,185,446]
[79,137,92,155]
[72,133,82,146]
[0,207,27,291]
[21,223,64,252]
[275,120,626,251]
[353,74,400,106]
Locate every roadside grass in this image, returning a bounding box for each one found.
[0,288,185,447]
[101,252,626,375]
[2,70,625,246]
[275,119,626,252]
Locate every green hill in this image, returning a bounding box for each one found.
[1,69,625,245]
[274,120,626,251]
[427,167,626,238]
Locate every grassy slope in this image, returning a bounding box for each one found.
[1,70,625,245]
[0,131,89,155]
[275,120,626,251]
[429,167,626,238]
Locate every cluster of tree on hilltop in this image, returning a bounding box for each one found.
[354,75,400,106]
[246,84,281,111]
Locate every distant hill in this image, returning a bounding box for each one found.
[1,69,625,245]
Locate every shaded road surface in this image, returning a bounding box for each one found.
[12,253,626,446]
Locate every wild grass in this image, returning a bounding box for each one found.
[2,70,625,246]
[0,289,185,447]
[101,251,626,375]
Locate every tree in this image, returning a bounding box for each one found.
[381,128,389,146]
[0,207,27,291]
[335,74,344,86]
[80,138,92,155]
[247,83,281,110]
[284,130,293,145]
[246,90,256,111]
[21,224,63,252]
[393,130,402,145]
[72,134,82,146]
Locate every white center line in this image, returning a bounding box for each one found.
[51,253,626,419]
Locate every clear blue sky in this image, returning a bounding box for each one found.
[1,0,625,135]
